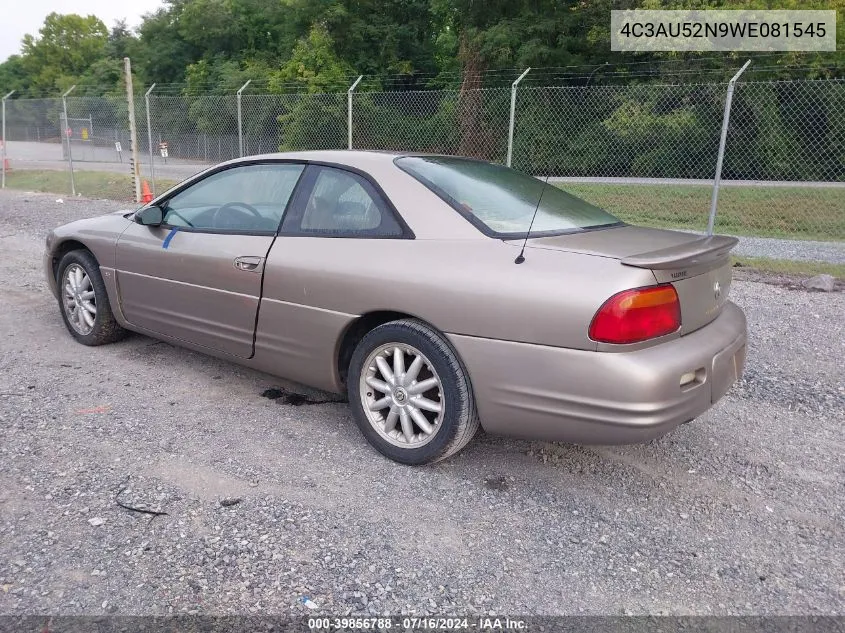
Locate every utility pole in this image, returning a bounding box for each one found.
[125,57,141,203]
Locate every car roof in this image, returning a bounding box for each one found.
[224,149,494,170]
[225,149,405,170]
[205,150,488,240]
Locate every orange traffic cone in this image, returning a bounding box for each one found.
[141,180,153,203]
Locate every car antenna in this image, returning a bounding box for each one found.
[514,174,551,264]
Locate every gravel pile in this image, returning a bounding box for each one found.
[1,190,843,616]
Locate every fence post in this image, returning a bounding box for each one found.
[236,80,251,157]
[61,85,77,196]
[584,62,609,90]
[145,83,156,195]
[347,75,363,150]
[507,68,530,168]
[124,58,142,204]
[707,60,750,235]
[1,90,14,189]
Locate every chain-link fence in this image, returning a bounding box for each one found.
[241,92,348,155]
[1,76,842,277]
[512,83,728,178]
[352,88,511,161]
[2,97,63,144]
[63,95,130,162]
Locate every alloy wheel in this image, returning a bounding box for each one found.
[62,264,97,335]
[359,343,445,448]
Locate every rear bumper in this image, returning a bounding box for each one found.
[447,302,747,444]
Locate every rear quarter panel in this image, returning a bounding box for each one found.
[255,236,657,391]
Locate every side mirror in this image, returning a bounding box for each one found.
[135,205,163,227]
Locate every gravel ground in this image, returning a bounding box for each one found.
[732,236,845,265]
[0,190,843,617]
[673,229,845,265]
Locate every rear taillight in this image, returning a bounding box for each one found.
[589,285,681,344]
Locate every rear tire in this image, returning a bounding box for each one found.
[348,319,479,465]
[56,250,128,346]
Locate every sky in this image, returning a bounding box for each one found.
[0,0,164,62]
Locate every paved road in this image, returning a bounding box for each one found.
[9,140,845,188]
[1,190,843,617]
[548,177,845,189]
[4,140,209,182]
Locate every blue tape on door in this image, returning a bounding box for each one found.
[162,227,179,249]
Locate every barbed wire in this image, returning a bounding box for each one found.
[4,53,841,98]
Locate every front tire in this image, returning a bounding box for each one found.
[56,250,127,346]
[348,319,479,465]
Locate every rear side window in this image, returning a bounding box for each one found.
[282,166,404,237]
[395,156,620,238]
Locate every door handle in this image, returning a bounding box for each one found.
[233,255,264,272]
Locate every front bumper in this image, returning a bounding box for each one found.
[44,249,59,299]
[447,302,747,444]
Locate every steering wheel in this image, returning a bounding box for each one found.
[212,201,263,229]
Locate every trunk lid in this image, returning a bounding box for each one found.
[523,226,737,335]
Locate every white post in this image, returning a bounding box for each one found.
[236,79,251,158]
[145,83,156,195]
[1,90,14,189]
[507,68,531,168]
[124,58,142,203]
[62,85,77,195]
[347,75,363,150]
[708,60,751,236]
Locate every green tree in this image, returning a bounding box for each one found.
[0,55,27,95]
[269,24,353,93]
[133,2,200,85]
[20,13,108,93]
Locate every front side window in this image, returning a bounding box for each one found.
[162,163,304,233]
[283,166,403,237]
[396,156,621,237]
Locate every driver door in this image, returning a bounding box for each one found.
[115,162,305,358]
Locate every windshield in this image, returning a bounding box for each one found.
[396,156,621,237]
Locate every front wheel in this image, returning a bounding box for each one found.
[56,250,128,346]
[348,319,479,465]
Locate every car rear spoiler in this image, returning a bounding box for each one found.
[621,235,739,270]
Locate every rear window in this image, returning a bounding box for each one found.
[395,156,621,237]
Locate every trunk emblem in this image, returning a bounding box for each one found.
[714,280,722,300]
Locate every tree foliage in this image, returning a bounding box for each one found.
[4,0,841,96]
[18,13,108,93]
[1,0,842,180]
